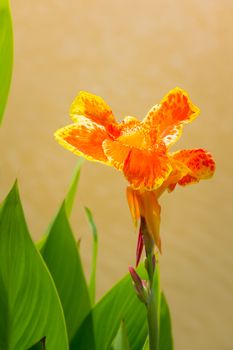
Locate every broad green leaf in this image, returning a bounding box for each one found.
[142,337,149,350]
[41,202,91,343]
[28,337,46,350]
[111,321,131,350]
[0,182,69,350]
[159,293,173,350]
[85,207,98,304]
[36,234,47,251]
[65,158,84,217]
[37,159,83,250]
[71,264,159,350]
[0,0,13,125]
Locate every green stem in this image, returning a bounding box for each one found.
[141,217,159,350]
[147,290,159,350]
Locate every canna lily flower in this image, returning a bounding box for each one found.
[54,88,215,252]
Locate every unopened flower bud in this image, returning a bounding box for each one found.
[129,266,148,304]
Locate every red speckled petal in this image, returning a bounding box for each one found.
[70,91,116,127]
[54,116,109,164]
[143,88,200,147]
[168,148,215,190]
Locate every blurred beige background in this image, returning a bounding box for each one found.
[0,0,233,349]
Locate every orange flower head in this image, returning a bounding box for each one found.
[55,88,215,251]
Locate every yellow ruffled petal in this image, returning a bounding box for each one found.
[102,139,130,170]
[70,91,116,127]
[143,87,200,147]
[54,116,110,164]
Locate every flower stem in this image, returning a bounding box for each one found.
[141,217,159,350]
[147,289,159,350]
[146,251,159,350]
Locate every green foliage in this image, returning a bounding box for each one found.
[41,202,91,342]
[0,165,174,349]
[37,159,83,252]
[111,321,131,350]
[142,293,173,350]
[65,159,84,217]
[0,183,68,350]
[0,0,13,125]
[85,206,98,304]
[71,264,150,350]
[142,338,149,350]
[38,161,91,343]
[159,293,173,350]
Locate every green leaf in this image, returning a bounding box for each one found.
[36,235,47,251]
[71,264,155,350]
[142,337,149,350]
[0,0,13,125]
[0,182,69,350]
[85,207,98,305]
[159,293,173,350]
[41,202,91,343]
[111,321,131,350]
[28,337,46,350]
[37,159,83,251]
[65,158,84,217]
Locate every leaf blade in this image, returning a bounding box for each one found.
[111,321,131,350]
[0,0,13,125]
[85,207,98,305]
[41,202,91,343]
[65,158,84,217]
[36,160,83,251]
[0,183,69,350]
[159,293,173,350]
[71,264,154,350]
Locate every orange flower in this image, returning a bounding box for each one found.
[55,88,215,251]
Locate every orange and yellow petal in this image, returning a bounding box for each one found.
[143,87,200,147]
[70,91,116,127]
[102,139,131,170]
[118,121,150,149]
[126,188,162,251]
[106,116,147,148]
[103,139,171,190]
[126,186,140,228]
[54,116,110,164]
[138,191,162,251]
[123,148,172,190]
[160,157,190,193]
[168,148,215,189]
